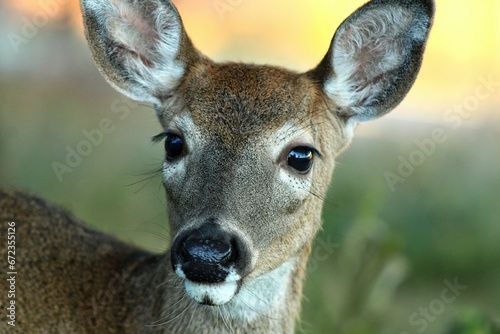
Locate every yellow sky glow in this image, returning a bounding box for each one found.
[7,0,499,119]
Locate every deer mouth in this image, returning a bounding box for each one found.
[174,265,243,306]
[183,278,242,306]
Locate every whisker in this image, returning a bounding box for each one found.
[148,294,192,327]
[233,288,284,321]
[219,305,235,334]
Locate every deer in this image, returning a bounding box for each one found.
[0,0,434,332]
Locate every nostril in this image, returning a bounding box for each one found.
[182,238,232,264]
[171,222,251,284]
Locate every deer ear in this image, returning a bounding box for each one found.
[81,0,204,105]
[310,0,434,133]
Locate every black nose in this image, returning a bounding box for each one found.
[171,221,249,284]
[182,238,232,264]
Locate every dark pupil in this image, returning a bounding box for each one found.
[165,134,183,159]
[287,147,313,173]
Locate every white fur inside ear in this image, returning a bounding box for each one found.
[87,0,186,104]
[325,6,415,119]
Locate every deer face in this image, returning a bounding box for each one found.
[159,64,342,305]
[81,0,434,307]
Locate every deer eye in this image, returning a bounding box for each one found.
[287,147,314,174]
[165,133,184,161]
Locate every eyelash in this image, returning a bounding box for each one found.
[152,132,168,143]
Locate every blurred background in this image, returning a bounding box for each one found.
[0,0,499,333]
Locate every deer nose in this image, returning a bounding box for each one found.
[182,238,232,265]
[171,221,248,284]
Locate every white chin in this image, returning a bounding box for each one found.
[184,280,239,306]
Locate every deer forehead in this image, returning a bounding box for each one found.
[167,63,324,146]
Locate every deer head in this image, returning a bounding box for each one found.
[81,0,434,312]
